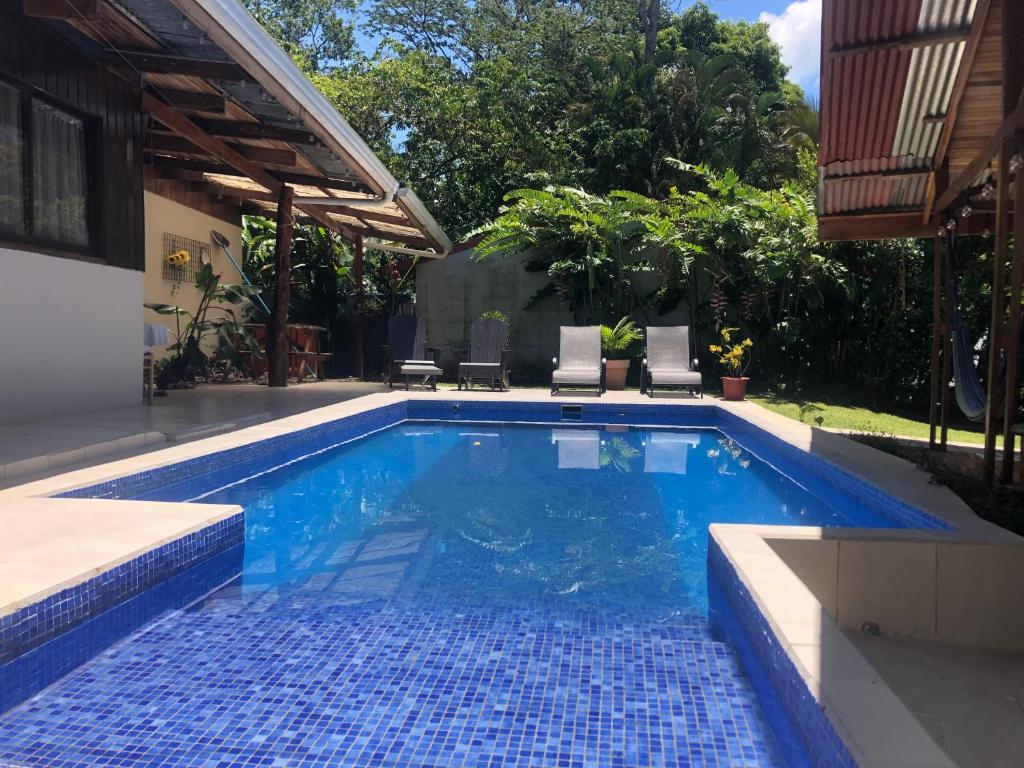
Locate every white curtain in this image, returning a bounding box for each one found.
[0,81,24,236]
[31,100,89,247]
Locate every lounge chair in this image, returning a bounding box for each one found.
[458,318,511,391]
[551,326,605,395]
[641,326,702,398]
[383,315,442,390]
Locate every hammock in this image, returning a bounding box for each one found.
[947,231,1019,422]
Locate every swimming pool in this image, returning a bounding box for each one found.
[0,403,947,767]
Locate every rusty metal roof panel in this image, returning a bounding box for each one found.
[819,0,981,220]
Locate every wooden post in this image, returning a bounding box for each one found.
[929,235,943,449]
[986,0,1023,484]
[267,185,294,388]
[353,234,365,380]
[1003,157,1024,482]
[941,239,953,449]
[999,0,1024,482]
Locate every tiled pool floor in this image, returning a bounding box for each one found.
[0,590,779,767]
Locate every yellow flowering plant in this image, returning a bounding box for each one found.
[165,249,191,267]
[709,326,753,378]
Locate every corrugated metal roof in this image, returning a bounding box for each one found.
[819,0,981,221]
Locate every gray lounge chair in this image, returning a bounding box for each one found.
[458,318,511,391]
[641,326,702,397]
[551,326,605,395]
[383,315,442,390]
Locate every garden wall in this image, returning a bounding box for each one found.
[416,246,691,382]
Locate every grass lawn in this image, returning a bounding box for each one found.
[749,396,986,445]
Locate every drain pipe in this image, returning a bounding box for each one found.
[363,241,450,259]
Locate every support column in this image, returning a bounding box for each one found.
[1001,150,1024,482]
[929,235,943,449]
[267,185,294,388]
[983,148,1009,484]
[353,234,365,380]
[941,240,953,449]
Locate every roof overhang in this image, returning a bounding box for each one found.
[25,0,450,255]
[818,0,1014,242]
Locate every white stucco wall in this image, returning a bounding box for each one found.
[0,246,142,423]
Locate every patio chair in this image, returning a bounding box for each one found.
[551,326,605,395]
[641,326,702,398]
[383,315,442,390]
[458,318,511,391]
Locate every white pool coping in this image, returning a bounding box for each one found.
[2,389,1020,766]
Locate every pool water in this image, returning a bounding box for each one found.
[180,422,874,615]
[0,421,890,767]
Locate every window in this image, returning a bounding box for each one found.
[0,77,93,251]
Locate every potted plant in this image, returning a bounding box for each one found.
[600,317,643,391]
[709,327,753,401]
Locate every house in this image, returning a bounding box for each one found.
[0,0,449,424]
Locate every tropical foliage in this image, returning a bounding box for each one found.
[145,263,262,386]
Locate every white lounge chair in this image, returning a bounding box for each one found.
[641,326,702,398]
[551,326,605,395]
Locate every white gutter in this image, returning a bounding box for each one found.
[364,241,448,259]
[170,0,449,249]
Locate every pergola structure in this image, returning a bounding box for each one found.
[818,0,1023,486]
[25,0,451,385]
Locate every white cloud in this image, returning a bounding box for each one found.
[760,0,822,95]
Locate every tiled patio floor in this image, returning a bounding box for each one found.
[0,381,384,486]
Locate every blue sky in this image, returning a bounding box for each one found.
[354,0,821,95]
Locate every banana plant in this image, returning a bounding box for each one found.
[145,262,264,386]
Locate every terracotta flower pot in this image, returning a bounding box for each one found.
[605,359,630,390]
[721,376,749,401]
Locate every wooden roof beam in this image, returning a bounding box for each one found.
[830,28,972,58]
[819,212,937,240]
[142,93,358,241]
[824,167,931,181]
[22,0,99,21]
[147,133,297,166]
[933,93,1024,215]
[933,0,992,173]
[190,117,321,146]
[109,50,247,81]
[144,154,372,193]
[149,88,226,115]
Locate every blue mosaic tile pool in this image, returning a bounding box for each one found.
[0,404,945,766]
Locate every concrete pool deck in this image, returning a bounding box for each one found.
[2,387,1022,766]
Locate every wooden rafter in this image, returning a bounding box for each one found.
[22,0,99,20]
[823,167,930,182]
[932,92,1024,215]
[190,117,321,146]
[830,27,972,58]
[142,92,358,241]
[146,155,370,193]
[147,133,296,166]
[108,50,246,81]
[195,181,416,228]
[931,0,993,177]
[149,88,226,114]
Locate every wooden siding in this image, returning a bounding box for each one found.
[0,3,144,271]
